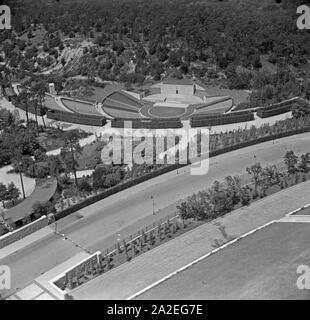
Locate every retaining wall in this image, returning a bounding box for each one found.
[0,216,48,249]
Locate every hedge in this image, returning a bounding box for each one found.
[46,110,106,126]
[192,110,253,119]
[54,125,310,221]
[111,118,183,129]
[191,111,254,127]
[256,105,291,118]
[256,98,304,118]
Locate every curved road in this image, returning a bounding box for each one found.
[1,132,310,296]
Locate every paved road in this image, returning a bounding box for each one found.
[1,132,310,297]
[71,180,310,300]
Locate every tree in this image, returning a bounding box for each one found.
[224,175,242,206]
[168,50,181,67]
[30,81,47,130]
[7,133,26,199]
[298,153,310,173]
[32,201,55,219]
[246,163,262,198]
[34,149,47,162]
[291,102,310,119]
[258,165,280,197]
[92,165,123,189]
[284,150,298,174]
[240,187,251,206]
[209,181,234,215]
[79,178,92,193]
[0,183,7,208]
[177,191,214,221]
[18,91,31,128]
[61,131,82,187]
[47,155,64,183]
[6,182,20,204]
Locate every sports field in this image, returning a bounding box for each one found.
[137,222,310,300]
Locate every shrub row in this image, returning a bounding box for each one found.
[256,105,291,118]
[46,110,106,126]
[54,125,310,221]
[191,111,254,127]
[11,97,45,116]
[55,216,191,291]
[193,110,253,119]
[111,118,183,129]
[256,97,303,118]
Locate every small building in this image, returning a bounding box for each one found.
[49,83,57,95]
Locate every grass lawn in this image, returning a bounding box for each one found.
[37,128,90,152]
[138,222,310,300]
[77,140,106,170]
[292,206,310,216]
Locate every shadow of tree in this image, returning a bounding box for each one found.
[212,222,237,249]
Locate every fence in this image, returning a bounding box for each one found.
[104,212,180,257]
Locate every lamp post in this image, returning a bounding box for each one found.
[150,195,155,215]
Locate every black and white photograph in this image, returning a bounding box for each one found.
[0,0,310,307]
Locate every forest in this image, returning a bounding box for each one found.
[0,0,309,107]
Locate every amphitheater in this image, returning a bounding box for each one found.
[44,78,234,127]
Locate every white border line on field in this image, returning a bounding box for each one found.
[126,219,278,300]
[286,202,310,217]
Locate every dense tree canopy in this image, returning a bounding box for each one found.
[1,0,309,88]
